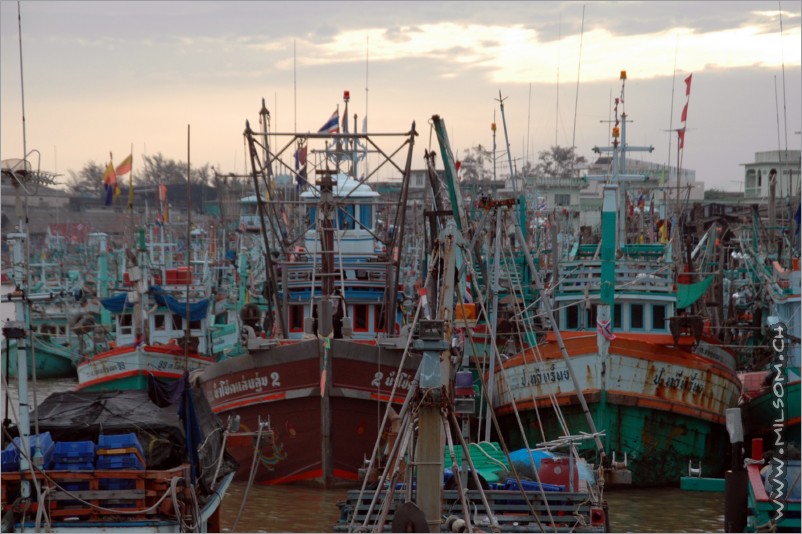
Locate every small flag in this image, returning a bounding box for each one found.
[684,74,692,96]
[103,161,117,206]
[680,103,688,123]
[115,154,133,176]
[103,161,117,186]
[597,319,616,341]
[294,143,308,187]
[159,183,167,202]
[678,128,686,149]
[318,109,339,134]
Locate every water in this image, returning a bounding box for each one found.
[218,484,724,533]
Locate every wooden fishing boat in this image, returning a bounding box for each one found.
[76,226,243,392]
[478,81,742,486]
[1,367,236,532]
[198,94,419,486]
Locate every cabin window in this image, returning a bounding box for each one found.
[154,314,166,330]
[119,313,133,335]
[352,304,369,331]
[308,207,316,230]
[554,193,571,207]
[338,205,355,230]
[613,304,622,329]
[359,204,372,230]
[172,313,183,331]
[189,319,202,331]
[566,304,579,329]
[289,305,304,332]
[652,304,666,331]
[215,312,228,325]
[630,304,644,329]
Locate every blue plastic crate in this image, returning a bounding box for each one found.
[54,441,95,463]
[97,433,144,458]
[1,448,19,471]
[96,453,144,470]
[53,461,95,471]
[62,481,90,491]
[100,478,136,491]
[58,481,91,507]
[4,432,55,469]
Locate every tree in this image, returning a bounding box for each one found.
[532,146,586,179]
[460,144,492,182]
[64,161,104,196]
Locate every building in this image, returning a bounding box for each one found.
[743,149,801,199]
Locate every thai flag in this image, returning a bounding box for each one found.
[318,109,339,134]
[597,319,616,341]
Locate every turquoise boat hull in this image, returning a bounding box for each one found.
[498,400,731,486]
[0,337,78,379]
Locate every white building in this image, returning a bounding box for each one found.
[743,149,801,199]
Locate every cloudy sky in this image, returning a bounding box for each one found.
[1,1,800,192]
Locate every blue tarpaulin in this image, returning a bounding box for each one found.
[100,286,209,321]
[150,285,209,322]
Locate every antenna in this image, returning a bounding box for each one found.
[571,4,585,174]
[556,13,561,147]
[293,39,297,132]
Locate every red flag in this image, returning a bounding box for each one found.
[678,128,686,149]
[159,183,167,202]
[680,103,688,123]
[684,74,692,96]
[115,154,133,176]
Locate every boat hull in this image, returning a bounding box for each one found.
[199,337,418,486]
[493,335,741,485]
[740,376,801,447]
[1,337,78,379]
[76,344,215,391]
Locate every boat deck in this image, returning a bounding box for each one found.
[335,487,606,532]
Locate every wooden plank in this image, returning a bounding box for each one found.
[51,489,146,501]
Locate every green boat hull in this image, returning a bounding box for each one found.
[741,377,801,448]
[1,338,77,379]
[498,401,730,486]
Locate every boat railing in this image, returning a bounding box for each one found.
[556,260,674,294]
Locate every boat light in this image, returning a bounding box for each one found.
[343,90,350,101]
[620,70,627,80]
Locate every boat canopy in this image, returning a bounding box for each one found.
[300,173,379,199]
[676,275,714,310]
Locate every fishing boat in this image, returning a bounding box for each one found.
[75,224,244,392]
[197,93,420,486]
[730,199,801,453]
[0,160,93,380]
[1,321,236,533]
[334,114,608,532]
[464,77,742,486]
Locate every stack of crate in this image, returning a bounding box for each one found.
[96,433,147,510]
[53,440,95,470]
[52,440,96,507]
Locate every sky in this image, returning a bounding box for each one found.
[1,0,800,192]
